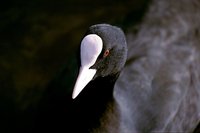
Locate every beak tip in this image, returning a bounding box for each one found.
[71,67,97,100]
[72,92,77,99]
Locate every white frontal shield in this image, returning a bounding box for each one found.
[72,34,103,99]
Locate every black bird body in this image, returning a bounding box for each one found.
[71,0,200,132]
[35,0,200,132]
[114,0,200,132]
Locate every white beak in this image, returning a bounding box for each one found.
[72,34,103,99]
[72,67,96,99]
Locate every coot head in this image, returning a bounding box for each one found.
[72,24,127,99]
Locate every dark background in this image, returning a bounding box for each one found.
[0,0,151,132]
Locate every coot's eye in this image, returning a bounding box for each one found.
[103,50,110,58]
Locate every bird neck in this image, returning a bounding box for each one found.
[71,73,119,132]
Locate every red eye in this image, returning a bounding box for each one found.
[103,50,110,58]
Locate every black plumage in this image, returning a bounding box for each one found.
[34,0,200,132]
[71,24,128,132]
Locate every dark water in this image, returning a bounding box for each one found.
[0,0,150,132]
